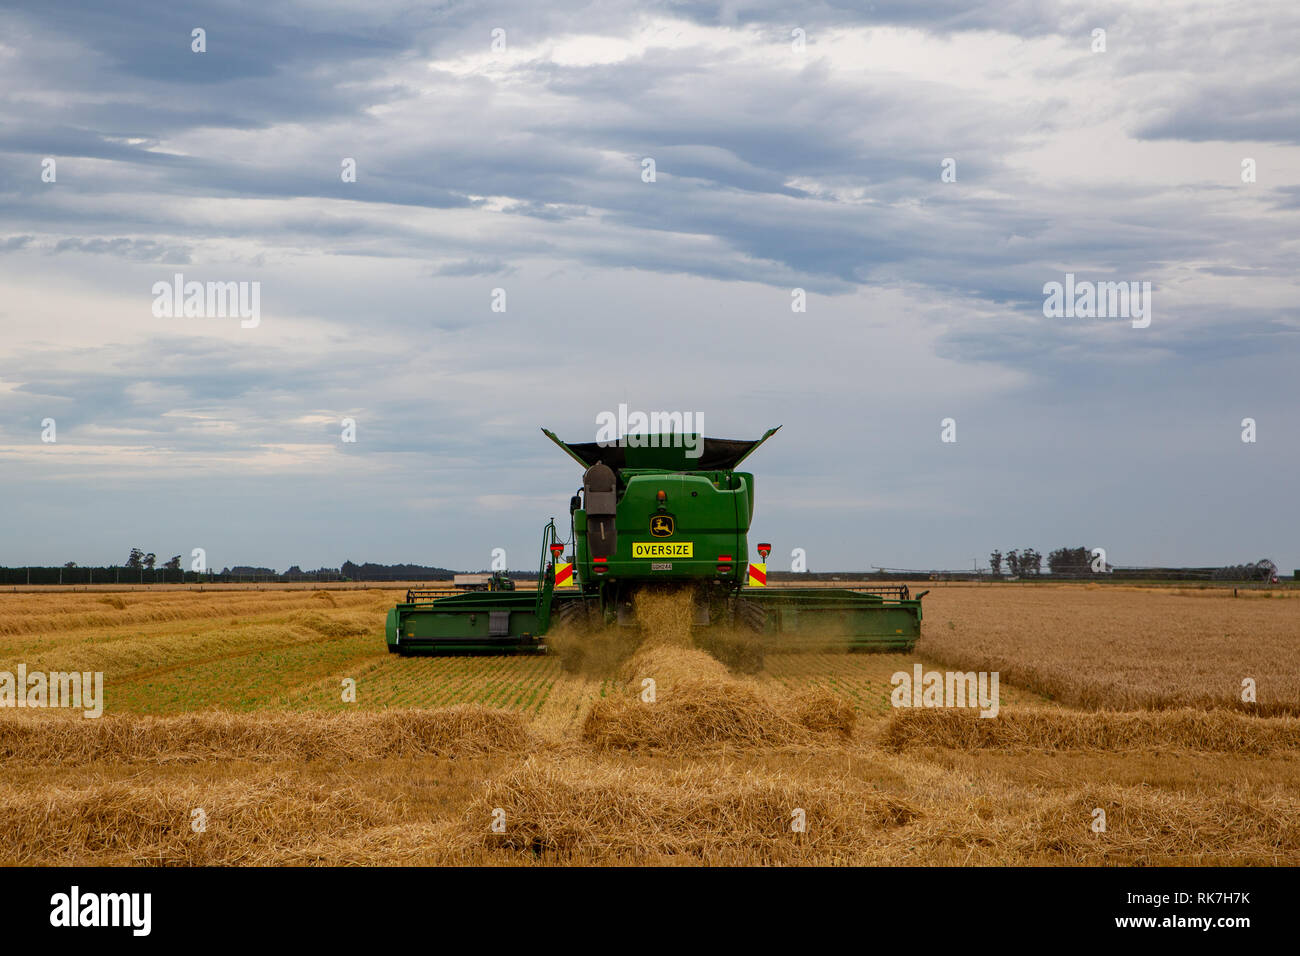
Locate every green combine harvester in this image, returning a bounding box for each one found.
[385,427,925,654]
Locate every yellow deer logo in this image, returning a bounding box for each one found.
[650,515,674,537]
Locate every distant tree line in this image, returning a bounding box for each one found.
[0,556,484,586]
[1212,559,1277,582]
[988,549,1044,577]
[0,549,1286,586]
[989,546,1279,581]
[340,561,459,581]
[0,565,347,585]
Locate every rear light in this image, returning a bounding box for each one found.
[593,557,607,563]
[717,555,732,562]
[716,564,731,573]
[594,566,608,574]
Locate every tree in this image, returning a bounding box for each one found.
[989,550,1003,577]
[1048,546,1091,575]
[1003,549,1044,576]
[63,561,77,568]
[143,553,157,571]
[126,548,145,569]
[1214,559,1277,582]
[164,555,182,571]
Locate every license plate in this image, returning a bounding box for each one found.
[651,562,672,571]
[633,542,693,558]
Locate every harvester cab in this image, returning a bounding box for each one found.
[384,426,925,654]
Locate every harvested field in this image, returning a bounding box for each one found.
[0,584,1296,865]
[882,707,1300,755]
[760,649,1044,711]
[0,707,534,764]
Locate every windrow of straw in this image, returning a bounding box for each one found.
[630,587,698,649]
[882,707,1300,754]
[285,609,369,639]
[467,756,917,862]
[0,772,398,865]
[0,609,376,681]
[0,707,534,765]
[618,645,731,689]
[584,623,855,750]
[905,781,1300,866]
[0,589,381,638]
[9,760,1297,866]
[576,588,858,751]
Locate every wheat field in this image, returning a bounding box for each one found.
[920,584,1300,715]
[0,584,1296,865]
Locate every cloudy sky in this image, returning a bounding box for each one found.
[1,0,1296,574]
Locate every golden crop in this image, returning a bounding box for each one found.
[0,583,1296,866]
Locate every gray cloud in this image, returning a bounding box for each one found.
[0,0,1296,572]
[431,258,517,277]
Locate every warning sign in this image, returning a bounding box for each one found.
[632,542,693,558]
[747,562,767,587]
[554,561,574,587]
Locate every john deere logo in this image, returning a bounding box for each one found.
[650,514,674,537]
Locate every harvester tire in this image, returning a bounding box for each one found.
[737,597,767,633]
[553,600,591,631]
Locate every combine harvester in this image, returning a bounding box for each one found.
[385,427,925,654]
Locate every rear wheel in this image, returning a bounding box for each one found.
[736,597,767,632]
[552,599,592,631]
